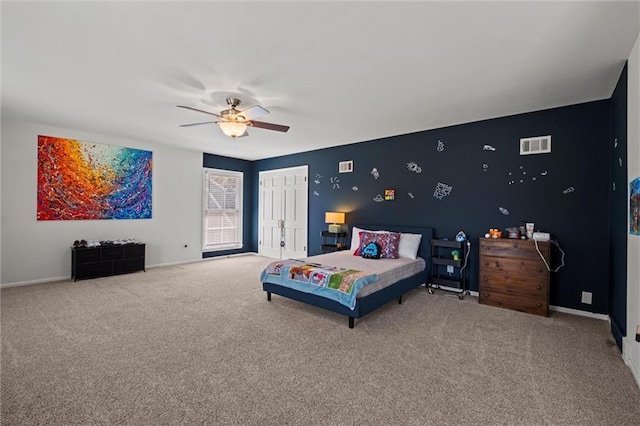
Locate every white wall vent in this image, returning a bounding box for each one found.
[339,160,354,173]
[520,135,551,155]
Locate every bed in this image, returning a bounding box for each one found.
[261,224,434,328]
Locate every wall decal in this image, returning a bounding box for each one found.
[313,191,319,196]
[352,186,359,191]
[499,207,509,215]
[630,177,640,235]
[331,176,340,189]
[562,187,575,194]
[507,166,540,184]
[406,161,422,173]
[483,164,488,172]
[37,135,152,221]
[483,145,496,151]
[437,140,445,152]
[408,192,414,199]
[384,189,395,200]
[614,137,618,148]
[433,182,453,200]
[619,158,623,167]
[371,168,380,179]
[373,194,384,202]
[613,182,616,191]
[314,173,322,184]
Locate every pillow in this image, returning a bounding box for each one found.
[349,226,387,252]
[361,242,382,259]
[398,233,423,259]
[357,231,400,259]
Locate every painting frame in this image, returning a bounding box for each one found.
[37,135,153,221]
[630,177,640,236]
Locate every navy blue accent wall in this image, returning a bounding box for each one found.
[255,100,611,313]
[609,62,628,349]
[202,153,257,257]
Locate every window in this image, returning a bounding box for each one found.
[203,168,243,251]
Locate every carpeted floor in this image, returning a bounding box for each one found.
[2,255,640,425]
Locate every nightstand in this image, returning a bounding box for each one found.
[321,231,348,253]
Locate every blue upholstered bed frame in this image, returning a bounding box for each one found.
[262,224,434,328]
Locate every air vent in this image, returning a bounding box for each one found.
[339,160,353,173]
[520,135,551,155]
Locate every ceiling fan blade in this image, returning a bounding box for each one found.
[179,121,217,127]
[239,104,269,120]
[250,120,290,133]
[177,105,220,118]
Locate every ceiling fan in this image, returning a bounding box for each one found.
[177,98,290,139]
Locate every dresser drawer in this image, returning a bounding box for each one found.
[113,257,145,274]
[101,246,124,260]
[73,248,101,264]
[73,262,113,280]
[124,244,145,258]
[479,238,549,260]
[480,255,548,279]
[479,271,548,298]
[480,289,548,316]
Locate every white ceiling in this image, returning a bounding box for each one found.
[2,1,639,161]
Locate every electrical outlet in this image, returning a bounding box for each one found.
[447,265,454,273]
[581,291,592,304]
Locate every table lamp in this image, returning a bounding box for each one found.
[325,212,345,233]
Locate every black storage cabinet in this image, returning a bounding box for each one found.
[72,243,145,281]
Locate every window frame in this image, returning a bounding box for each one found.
[202,168,243,252]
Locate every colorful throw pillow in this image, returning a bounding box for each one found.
[357,231,400,259]
[361,242,382,259]
[350,226,387,252]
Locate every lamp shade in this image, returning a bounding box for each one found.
[218,121,247,138]
[325,212,345,224]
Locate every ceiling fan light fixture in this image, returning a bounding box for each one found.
[218,121,247,138]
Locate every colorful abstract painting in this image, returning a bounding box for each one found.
[37,135,152,220]
[631,177,640,235]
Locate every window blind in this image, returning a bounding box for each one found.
[203,169,243,250]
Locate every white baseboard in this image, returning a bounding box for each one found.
[146,252,256,269]
[0,252,261,288]
[0,275,71,288]
[623,336,640,390]
[549,305,609,321]
[429,286,608,320]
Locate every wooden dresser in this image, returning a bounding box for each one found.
[479,238,550,316]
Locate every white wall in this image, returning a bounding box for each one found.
[626,26,640,386]
[1,119,204,285]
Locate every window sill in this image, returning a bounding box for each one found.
[203,245,243,253]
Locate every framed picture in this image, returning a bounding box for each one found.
[630,177,640,235]
[37,135,152,220]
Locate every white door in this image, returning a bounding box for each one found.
[258,166,308,259]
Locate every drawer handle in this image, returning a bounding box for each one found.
[484,262,489,266]
[484,278,489,282]
[536,303,542,308]
[537,268,543,272]
[536,285,542,291]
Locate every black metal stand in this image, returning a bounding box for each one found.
[427,238,469,299]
